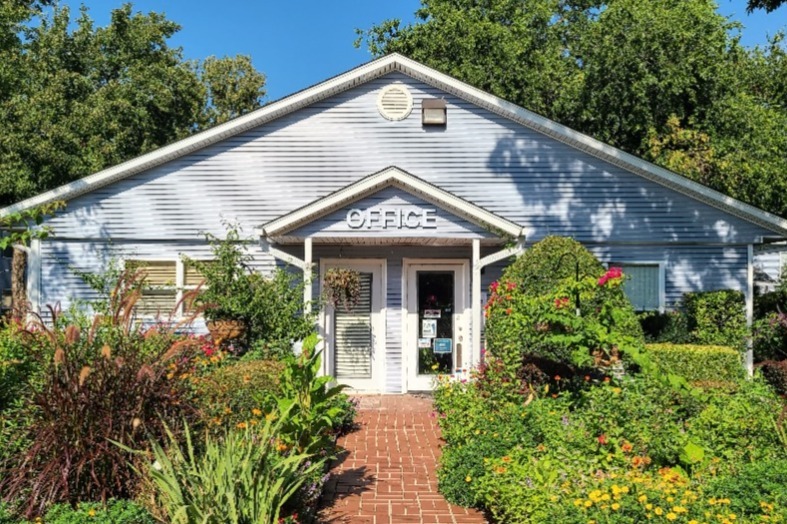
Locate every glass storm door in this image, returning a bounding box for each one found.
[406,261,468,391]
[322,260,385,392]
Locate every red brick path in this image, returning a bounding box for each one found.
[319,395,488,524]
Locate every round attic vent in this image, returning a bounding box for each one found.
[377,84,413,121]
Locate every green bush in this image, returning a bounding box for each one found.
[485,236,643,375]
[435,366,786,522]
[681,290,748,348]
[186,226,314,350]
[706,460,787,520]
[42,500,155,524]
[193,359,284,430]
[644,343,744,385]
[759,359,787,395]
[753,313,787,362]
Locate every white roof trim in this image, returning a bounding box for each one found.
[260,166,525,239]
[2,53,786,236]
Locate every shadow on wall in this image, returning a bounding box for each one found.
[487,132,750,297]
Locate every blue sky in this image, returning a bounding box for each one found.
[59,0,786,101]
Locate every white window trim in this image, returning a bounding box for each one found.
[608,260,666,313]
[121,256,211,318]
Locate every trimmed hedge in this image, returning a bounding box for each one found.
[645,343,744,385]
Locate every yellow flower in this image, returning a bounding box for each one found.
[666,512,677,521]
[655,507,664,516]
[88,509,97,517]
[689,521,700,524]
[236,421,247,429]
[601,493,611,501]
[465,475,472,482]
[646,503,653,510]
[611,503,621,511]
[639,495,648,503]
[585,500,593,508]
[432,364,439,370]
[673,506,687,514]
[252,408,262,417]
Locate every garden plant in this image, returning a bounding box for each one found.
[434,236,787,523]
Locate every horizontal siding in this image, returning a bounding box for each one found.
[44,72,772,245]
[755,245,787,284]
[38,240,276,326]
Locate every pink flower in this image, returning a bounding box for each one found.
[554,297,570,309]
[598,267,623,286]
[490,281,499,293]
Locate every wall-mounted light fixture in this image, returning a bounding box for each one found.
[421,98,447,126]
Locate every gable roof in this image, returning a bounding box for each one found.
[260,166,525,242]
[2,53,786,236]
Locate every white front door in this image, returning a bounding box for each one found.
[404,260,469,391]
[321,259,386,393]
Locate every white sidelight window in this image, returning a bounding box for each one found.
[613,262,665,312]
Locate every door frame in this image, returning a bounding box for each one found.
[320,258,387,393]
[403,258,470,391]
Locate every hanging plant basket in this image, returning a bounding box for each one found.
[206,318,247,347]
[323,268,362,312]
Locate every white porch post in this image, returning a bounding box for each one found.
[745,244,754,377]
[471,239,482,368]
[304,237,313,314]
[469,233,527,368]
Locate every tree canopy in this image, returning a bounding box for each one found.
[0,3,266,207]
[358,0,787,218]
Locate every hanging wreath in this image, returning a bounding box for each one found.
[323,267,362,312]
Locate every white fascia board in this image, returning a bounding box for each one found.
[261,166,524,239]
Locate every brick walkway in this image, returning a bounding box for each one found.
[319,395,488,524]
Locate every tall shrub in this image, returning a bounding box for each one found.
[485,236,643,374]
[681,289,747,348]
[186,226,313,353]
[0,270,201,518]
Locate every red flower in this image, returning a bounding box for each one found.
[554,297,570,309]
[598,266,623,286]
[505,281,516,291]
[490,281,499,293]
[505,308,513,315]
[554,375,561,381]
[598,434,608,446]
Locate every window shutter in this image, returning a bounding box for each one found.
[620,264,660,311]
[127,260,177,315]
[334,272,373,379]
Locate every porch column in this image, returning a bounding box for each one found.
[745,244,754,376]
[304,237,313,314]
[471,239,482,368]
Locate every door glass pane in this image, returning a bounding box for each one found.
[417,271,454,375]
[334,272,373,379]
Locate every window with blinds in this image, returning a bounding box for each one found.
[127,260,177,316]
[617,263,661,311]
[334,272,373,379]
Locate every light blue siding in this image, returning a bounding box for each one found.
[43,72,772,245]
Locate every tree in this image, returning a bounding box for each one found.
[747,0,785,12]
[0,201,65,319]
[0,4,266,207]
[198,55,267,128]
[359,0,787,218]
